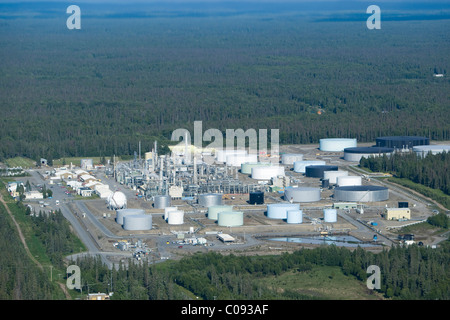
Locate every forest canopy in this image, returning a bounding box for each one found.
[0,3,449,161]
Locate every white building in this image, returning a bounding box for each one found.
[25,190,44,200]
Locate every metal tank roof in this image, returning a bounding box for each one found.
[376,136,429,149]
[116,208,145,225]
[153,195,171,209]
[198,193,223,207]
[208,205,233,220]
[217,211,244,227]
[267,203,300,219]
[319,138,357,152]
[122,214,152,231]
[284,187,321,203]
[334,185,389,202]
[305,165,339,178]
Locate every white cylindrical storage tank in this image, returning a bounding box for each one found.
[116,208,145,225]
[218,211,244,227]
[108,191,127,210]
[241,162,271,175]
[251,165,284,180]
[281,153,304,165]
[412,145,450,158]
[324,209,337,223]
[123,214,152,231]
[216,149,247,163]
[208,205,233,220]
[319,138,357,152]
[267,203,300,219]
[334,186,389,202]
[198,193,223,207]
[343,147,395,162]
[293,160,326,173]
[323,170,348,184]
[168,210,184,225]
[164,206,178,221]
[286,210,303,224]
[226,154,258,167]
[336,176,362,186]
[153,195,171,209]
[284,187,321,203]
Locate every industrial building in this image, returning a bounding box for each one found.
[385,208,411,221]
[25,190,44,200]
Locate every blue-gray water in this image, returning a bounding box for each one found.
[269,235,381,247]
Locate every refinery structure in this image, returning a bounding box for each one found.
[18,135,450,267]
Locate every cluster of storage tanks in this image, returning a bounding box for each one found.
[216,149,258,167]
[114,136,438,233]
[251,165,285,180]
[319,136,435,162]
[115,208,153,231]
[207,205,244,227]
[164,207,185,225]
[266,203,337,224]
[412,145,450,157]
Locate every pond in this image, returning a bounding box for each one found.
[268,235,381,247]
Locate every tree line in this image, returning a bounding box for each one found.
[360,151,450,195]
[0,201,55,299]
[70,241,450,300]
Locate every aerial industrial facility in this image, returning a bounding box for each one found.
[20,135,447,264]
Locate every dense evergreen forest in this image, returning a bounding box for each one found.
[360,152,450,208]
[71,242,450,300]
[0,3,449,161]
[0,200,56,299]
[360,152,450,195]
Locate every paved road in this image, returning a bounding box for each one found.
[26,170,115,267]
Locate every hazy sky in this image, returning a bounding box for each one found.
[1,0,448,2]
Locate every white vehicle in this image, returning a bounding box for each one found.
[56,200,60,206]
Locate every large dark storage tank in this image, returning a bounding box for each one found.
[305,165,338,178]
[376,136,429,149]
[249,191,264,205]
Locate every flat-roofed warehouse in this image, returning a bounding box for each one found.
[217,234,235,243]
[385,208,411,220]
